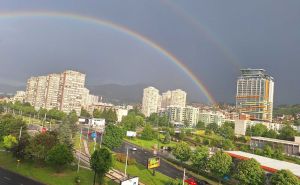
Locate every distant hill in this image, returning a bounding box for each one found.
[0,84,25,95]
[87,84,148,104]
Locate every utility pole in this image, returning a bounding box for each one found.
[18,126,23,141]
[182,168,186,185]
[124,147,129,177]
[93,131,96,152]
[77,128,82,173]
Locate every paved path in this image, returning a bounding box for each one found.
[0,167,44,185]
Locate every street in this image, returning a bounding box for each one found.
[0,167,44,185]
[114,142,193,180]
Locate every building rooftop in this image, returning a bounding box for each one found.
[226,151,300,177]
[251,136,300,146]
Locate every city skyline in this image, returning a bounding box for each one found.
[0,0,300,104]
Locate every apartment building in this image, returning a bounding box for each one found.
[24,70,96,115]
[161,89,187,109]
[58,70,86,115]
[142,87,160,117]
[45,73,61,110]
[236,69,274,122]
[12,91,26,103]
[165,106,199,127]
[25,76,48,109]
[198,111,225,126]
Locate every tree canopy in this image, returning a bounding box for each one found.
[234,158,265,185]
[207,151,232,179]
[46,144,73,172]
[172,142,191,163]
[90,148,113,184]
[103,124,123,149]
[270,169,300,185]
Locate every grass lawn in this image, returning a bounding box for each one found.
[113,160,173,185]
[124,136,177,150]
[0,152,117,185]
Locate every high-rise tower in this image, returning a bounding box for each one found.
[236,69,274,122]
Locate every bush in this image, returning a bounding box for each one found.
[115,153,136,165]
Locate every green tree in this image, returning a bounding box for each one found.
[172,142,191,163]
[90,148,113,185]
[178,130,186,140]
[106,108,117,123]
[0,114,27,139]
[3,135,18,150]
[25,132,58,162]
[278,125,297,141]
[246,124,268,136]
[57,122,73,149]
[121,114,138,131]
[207,151,232,181]
[270,169,300,185]
[183,120,190,128]
[103,124,123,149]
[141,124,155,140]
[147,113,159,125]
[11,134,30,159]
[220,139,235,150]
[263,129,278,138]
[80,107,91,118]
[46,144,73,172]
[196,121,205,129]
[190,145,209,172]
[163,132,171,144]
[93,109,102,118]
[66,110,78,136]
[234,158,265,185]
[206,122,219,134]
[263,145,274,157]
[159,115,169,127]
[219,124,235,139]
[47,108,66,120]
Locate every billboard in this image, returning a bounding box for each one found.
[120,177,139,185]
[147,157,160,169]
[126,131,137,137]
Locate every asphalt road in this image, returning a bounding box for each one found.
[0,167,43,185]
[114,142,187,180]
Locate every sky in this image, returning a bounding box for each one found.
[0,0,299,104]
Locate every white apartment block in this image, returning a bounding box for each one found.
[198,111,225,126]
[58,70,86,115]
[166,106,199,127]
[161,89,187,109]
[45,73,61,110]
[12,91,26,103]
[170,89,186,107]
[142,86,160,117]
[24,70,91,115]
[25,76,48,109]
[161,91,172,109]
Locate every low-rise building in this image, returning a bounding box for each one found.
[226,151,300,177]
[250,136,300,156]
[198,111,225,126]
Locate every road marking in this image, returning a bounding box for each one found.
[3,176,10,180]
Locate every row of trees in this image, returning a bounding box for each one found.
[0,111,78,172]
[246,123,299,141]
[1,101,68,121]
[172,142,300,185]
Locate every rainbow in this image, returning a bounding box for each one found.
[0,11,216,104]
[161,0,241,70]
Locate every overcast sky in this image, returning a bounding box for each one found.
[0,0,299,104]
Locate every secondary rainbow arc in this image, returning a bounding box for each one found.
[0,11,216,104]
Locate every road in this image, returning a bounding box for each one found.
[114,142,188,180]
[0,167,43,185]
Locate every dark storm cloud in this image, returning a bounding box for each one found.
[0,0,299,104]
